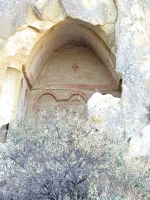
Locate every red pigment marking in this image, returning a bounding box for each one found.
[29,72,34,85]
[32,91,60,112]
[66,91,88,102]
[32,91,89,112]
[72,63,79,72]
[32,104,37,112]
[45,83,118,90]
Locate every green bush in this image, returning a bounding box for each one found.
[0,111,150,200]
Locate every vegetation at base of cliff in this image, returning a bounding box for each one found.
[0,111,150,200]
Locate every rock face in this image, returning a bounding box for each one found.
[87,92,124,135]
[129,125,150,157]
[0,0,150,154]
[61,0,117,25]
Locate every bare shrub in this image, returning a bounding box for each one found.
[0,111,150,199]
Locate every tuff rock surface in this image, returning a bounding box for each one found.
[0,0,150,155]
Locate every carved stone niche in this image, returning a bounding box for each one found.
[25,19,121,121]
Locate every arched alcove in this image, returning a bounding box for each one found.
[25,18,121,120]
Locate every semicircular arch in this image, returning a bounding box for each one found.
[25,18,119,87]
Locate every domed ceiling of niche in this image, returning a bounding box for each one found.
[25,18,121,118]
[33,44,116,90]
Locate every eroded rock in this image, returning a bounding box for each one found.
[129,125,150,157]
[0,0,150,157]
[87,92,124,135]
[61,0,117,25]
[31,0,66,21]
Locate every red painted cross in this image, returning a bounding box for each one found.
[72,63,79,72]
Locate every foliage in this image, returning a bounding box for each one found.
[0,111,150,200]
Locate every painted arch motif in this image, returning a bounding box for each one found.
[33,91,88,113]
